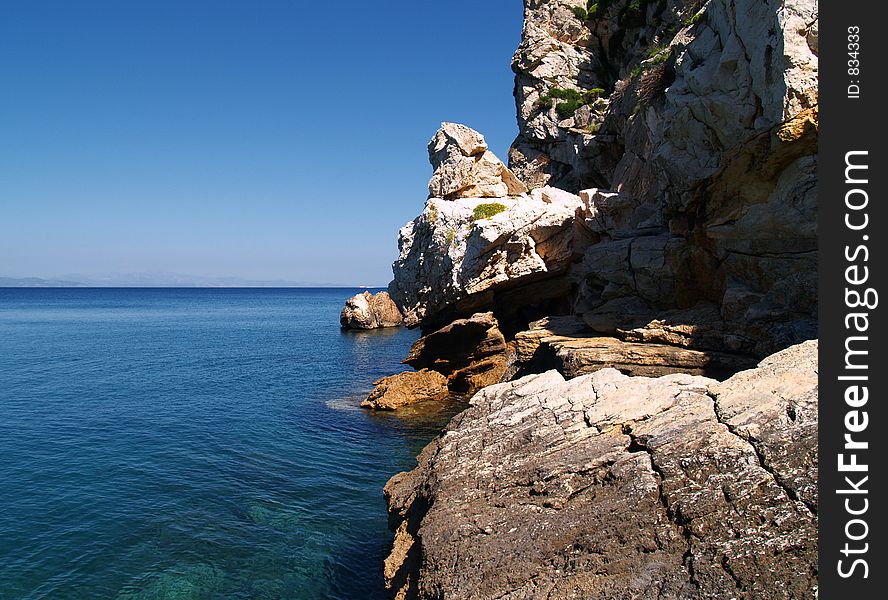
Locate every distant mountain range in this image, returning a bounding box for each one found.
[0,274,376,288]
[0,277,87,287]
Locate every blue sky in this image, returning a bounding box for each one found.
[0,1,524,285]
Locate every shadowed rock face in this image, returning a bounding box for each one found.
[340,291,402,330]
[384,340,817,599]
[504,0,819,358]
[403,312,508,396]
[509,0,817,193]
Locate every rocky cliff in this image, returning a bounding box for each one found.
[388,0,817,360]
[368,1,819,597]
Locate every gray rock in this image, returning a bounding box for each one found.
[499,0,819,357]
[384,340,817,598]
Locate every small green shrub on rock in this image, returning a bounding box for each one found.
[540,87,607,119]
[586,0,610,17]
[555,99,584,119]
[471,203,508,221]
[684,10,705,27]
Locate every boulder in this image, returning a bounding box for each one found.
[339,291,402,330]
[403,312,508,396]
[360,369,449,411]
[384,341,818,598]
[428,123,527,200]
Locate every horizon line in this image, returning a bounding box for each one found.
[0,285,390,289]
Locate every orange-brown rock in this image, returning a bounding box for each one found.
[360,369,449,411]
[403,312,508,396]
[515,316,758,380]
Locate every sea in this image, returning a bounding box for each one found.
[0,288,463,599]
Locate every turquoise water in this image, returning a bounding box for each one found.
[0,288,456,599]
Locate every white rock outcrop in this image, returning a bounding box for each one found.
[389,190,592,327]
[385,340,818,598]
[428,123,527,200]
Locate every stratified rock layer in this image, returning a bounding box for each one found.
[403,312,508,396]
[384,340,817,599]
[514,315,758,379]
[340,291,403,330]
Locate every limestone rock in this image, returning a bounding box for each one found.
[502,0,819,357]
[510,0,817,192]
[428,123,527,200]
[573,106,818,357]
[709,340,819,511]
[508,0,603,191]
[514,316,757,380]
[403,312,507,396]
[384,341,818,598]
[389,192,593,328]
[360,369,449,411]
[339,291,402,330]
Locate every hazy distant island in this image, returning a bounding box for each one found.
[0,274,377,288]
[0,277,88,288]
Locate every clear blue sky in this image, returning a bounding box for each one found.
[0,0,524,286]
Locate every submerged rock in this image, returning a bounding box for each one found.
[428,123,527,200]
[384,341,818,598]
[361,369,449,411]
[340,291,402,330]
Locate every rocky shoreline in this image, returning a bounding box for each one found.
[342,0,818,597]
[384,341,817,598]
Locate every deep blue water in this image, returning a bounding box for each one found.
[0,288,459,599]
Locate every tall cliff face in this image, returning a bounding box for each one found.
[391,0,818,358]
[509,0,817,193]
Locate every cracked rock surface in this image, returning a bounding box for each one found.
[389,192,594,329]
[384,340,817,599]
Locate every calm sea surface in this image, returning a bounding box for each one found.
[0,288,458,599]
